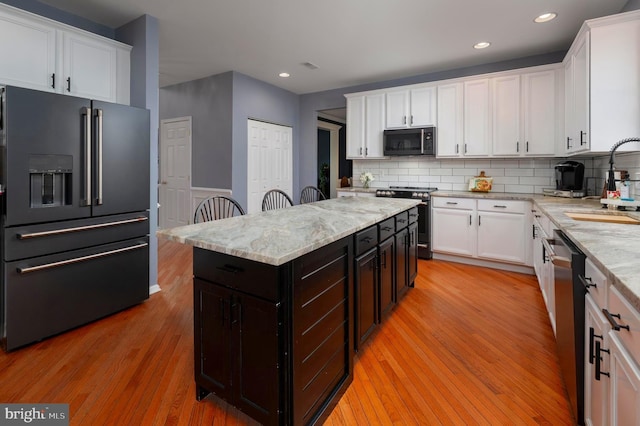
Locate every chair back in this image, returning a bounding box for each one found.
[299,186,326,204]
[262,189,294,211]
[194,196,245,223]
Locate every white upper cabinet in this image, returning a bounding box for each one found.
[62,30,117,102]
[345,92,386,159]
[563,10,640,155]
[491,75,521,156]
[492,70,559,157]
[436,82,464,157]
[463,78,491,156]
[385,86,436,128]
[0,3,131,104]
[0,7,56,93]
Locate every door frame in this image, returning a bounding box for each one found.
[159,116,192,229]
[317,120,342,199]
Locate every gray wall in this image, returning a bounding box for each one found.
[231,72,299,208]
[623,0,640,12]
[116,15,160,289]
[159,72,233,188]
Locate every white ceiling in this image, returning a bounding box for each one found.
[39,0,628,94]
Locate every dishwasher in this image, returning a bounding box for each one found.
[544,229,586,426]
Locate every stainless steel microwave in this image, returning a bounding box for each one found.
[383,127,436,156]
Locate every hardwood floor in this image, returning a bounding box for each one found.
[0,240,574,425]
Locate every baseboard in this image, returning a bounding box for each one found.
[432,253,535,275]
[149,284,162,295]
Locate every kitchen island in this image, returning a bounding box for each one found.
[158,197,419,425]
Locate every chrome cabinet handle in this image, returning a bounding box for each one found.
[16,217,148,239]
[82,107,92,206]
[95,109,104,205]
[17,242,148,274]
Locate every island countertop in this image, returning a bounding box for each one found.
[157,197,420,266]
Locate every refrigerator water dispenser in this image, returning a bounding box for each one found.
[29,154,72,207]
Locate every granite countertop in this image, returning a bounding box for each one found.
[336,187,378,195]
[432,190,640,311]
[157,197,419,266]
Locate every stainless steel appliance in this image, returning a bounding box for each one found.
[0,85,150,351]
[542,188,585,198]
[545,230,586,425]
[375,186,437,259]
[383,127,436,156]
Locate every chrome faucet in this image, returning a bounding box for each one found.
[607,137,640,191]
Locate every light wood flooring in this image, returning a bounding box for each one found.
[0,240,574,425]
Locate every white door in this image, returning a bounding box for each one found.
[463,78,491,156]
[159,117,191,229]
[491,75,520,156]
[410,86,437,127]
[436,82,464,157]
[247,120,293,214]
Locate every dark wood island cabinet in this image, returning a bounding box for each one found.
[158,197,420,425]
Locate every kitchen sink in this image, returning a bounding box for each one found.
[565,211,640,224]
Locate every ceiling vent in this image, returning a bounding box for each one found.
[302,62,319,70]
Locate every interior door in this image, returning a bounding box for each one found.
[3,86,92,226]
[91,100,149,217]
[159,117,191,228]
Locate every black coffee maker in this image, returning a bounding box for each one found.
[554,161,585,190]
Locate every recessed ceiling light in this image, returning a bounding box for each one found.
[534,12,557,23]
[279,72,290,78]
[473,42,491,49]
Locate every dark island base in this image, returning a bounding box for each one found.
[191,207,417,425]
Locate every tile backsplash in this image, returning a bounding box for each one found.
[352,153,640,196]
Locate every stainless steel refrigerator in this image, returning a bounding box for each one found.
[0,85,150,351]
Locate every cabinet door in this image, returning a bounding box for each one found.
[571,34,590,153]
[385,90,408,128]
[437,82,464,157]
[346,96,365,158]
[395,228,409,300]
[379,237,395,319]
[63,30,117,102]
[491,75,520,156]
[609,334,640,426]
[365,93,386,158]
[431,208,475,257]
[0,9,56,93]
[407,222,418,286]
[564,59,574,153]
[355,248,378,350]
[233,292,281,425]
[463,79,491,156]
[194,278,233,400]
[410,86,437,127]
[584,295,609,426]
[477,212,526,264]
[522,70,557,156]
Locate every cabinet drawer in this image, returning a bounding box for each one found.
[193,248,281,302]
[378,218,395,241]
[477,199,526,214]
[607,285,640,360]
[432,197,475,210]
[355,225,378,256]
[408,207,419,224]
[395,211,409,230]
[583,258,608,308]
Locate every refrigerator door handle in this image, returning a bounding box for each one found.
[16,216,148,239]
[16,242,148,274]
[82,107,92,206]
[95,109,103,205]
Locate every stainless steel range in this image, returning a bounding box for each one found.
[376,186,438,259]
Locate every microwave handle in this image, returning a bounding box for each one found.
[420,129,424,154]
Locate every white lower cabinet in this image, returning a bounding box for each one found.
[583,259,640,426]
[532,207,556,333]
[432,197,531,266]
